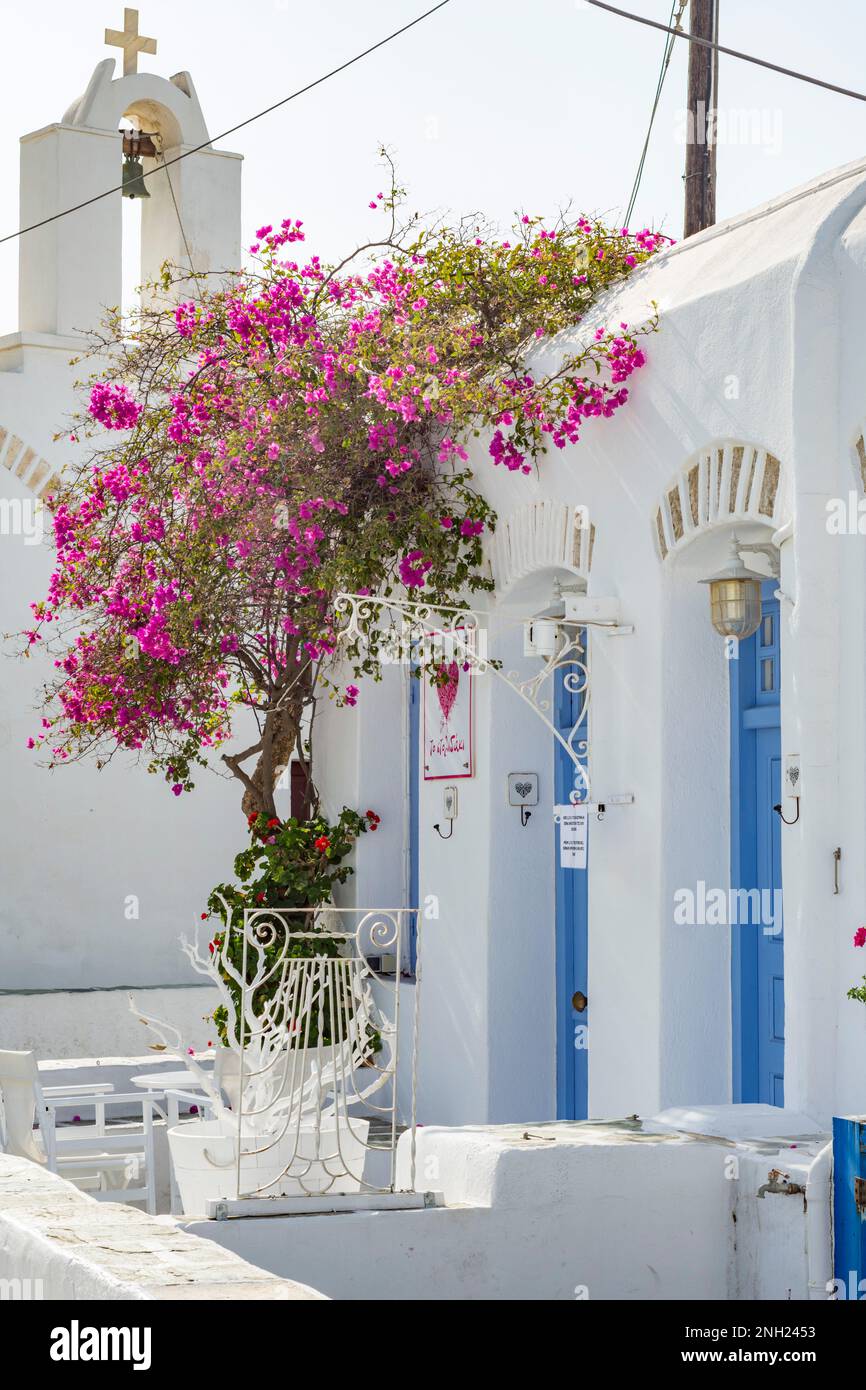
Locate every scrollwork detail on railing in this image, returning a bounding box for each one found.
[166,906,415,1199]
[334,591,592,798]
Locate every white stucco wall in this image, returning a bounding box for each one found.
[187,1117,830,1302]
[0,420,260,989]
[0,986,218,1058]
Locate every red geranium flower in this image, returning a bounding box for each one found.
[267,817,281,829]
[315,835,330,853]
[854,926,866,948]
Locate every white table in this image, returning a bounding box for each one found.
[133,1068,213,1093]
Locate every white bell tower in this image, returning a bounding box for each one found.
[18,8,242,338]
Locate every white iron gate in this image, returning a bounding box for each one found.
[218,906,420,1200]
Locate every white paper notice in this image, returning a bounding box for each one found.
[557,806,588,869]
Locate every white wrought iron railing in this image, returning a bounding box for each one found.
[230,906,418,1199]
[170,905,422,1203]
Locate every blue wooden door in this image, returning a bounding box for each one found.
[731,585,784,1104]
[832,1117,866,1296]
[554,660,589,1120]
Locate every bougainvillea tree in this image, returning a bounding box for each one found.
[27,163,669,820]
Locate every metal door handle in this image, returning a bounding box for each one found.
[571,990,587,1013]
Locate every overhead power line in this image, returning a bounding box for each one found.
[624,0,688,229]
[584,0,866,103]
[0,0,453,248]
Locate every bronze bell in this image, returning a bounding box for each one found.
[120,130,158,199]
[121,154,150,199]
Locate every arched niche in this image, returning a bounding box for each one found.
[653,441,791,562]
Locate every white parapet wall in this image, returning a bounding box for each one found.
[0,986,220,1060]
[0,1155,326,1301]
[184,1116,833,1301]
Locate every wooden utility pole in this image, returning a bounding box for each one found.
[684,0,718,237]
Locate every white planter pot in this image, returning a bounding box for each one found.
[168,1115,370,1216]
[215,1042,359,1115]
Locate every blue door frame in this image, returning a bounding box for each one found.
[730,584,784,1104]
[408,671,420,972]
[554,662,589,1120]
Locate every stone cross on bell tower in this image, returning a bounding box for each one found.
[104,8,157,77]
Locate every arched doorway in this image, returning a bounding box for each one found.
[653,444,790,1108]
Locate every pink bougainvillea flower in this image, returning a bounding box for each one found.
[88,383,142,431]
[854,927,866,948]
[398,550,433,588]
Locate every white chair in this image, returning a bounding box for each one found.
[0,1050,159,1214]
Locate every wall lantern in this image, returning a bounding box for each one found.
[700,532,779,641]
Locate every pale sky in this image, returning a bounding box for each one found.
[2,0,866,331]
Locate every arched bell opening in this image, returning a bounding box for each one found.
[116,98,188,315]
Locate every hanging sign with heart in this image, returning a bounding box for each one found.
[423,631,474,780]
[436,660,460,726]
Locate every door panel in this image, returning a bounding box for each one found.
[731,586,783,1104]
[755,730,784,1103]
[408,670,420,973]
[554,657,589,1120]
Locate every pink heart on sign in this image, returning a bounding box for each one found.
[436,661,459,724]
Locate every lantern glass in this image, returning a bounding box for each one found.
[707,576,762,640]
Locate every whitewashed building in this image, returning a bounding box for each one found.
[321,152,866,1136]
[3,16,866,1304]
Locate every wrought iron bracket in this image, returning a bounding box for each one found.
[334,591,630,804]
